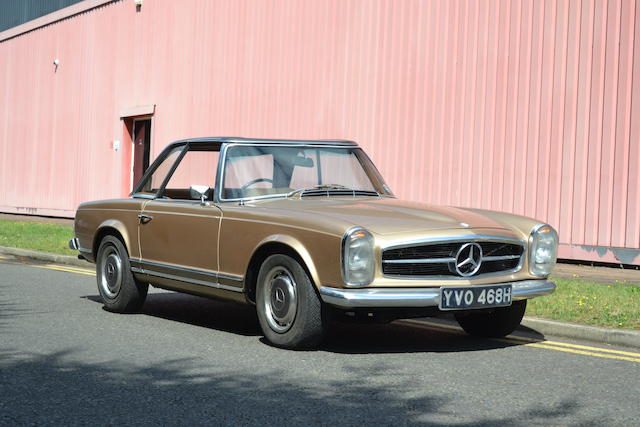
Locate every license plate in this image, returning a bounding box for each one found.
[439,284,512,310]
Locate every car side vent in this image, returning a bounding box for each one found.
[300,189,380,198]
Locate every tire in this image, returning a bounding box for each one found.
[96,235,148,313]
[454,300,527,338]
[256,254,327,349]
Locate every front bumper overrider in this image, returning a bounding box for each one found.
[319,279,556,308]
[69,238,80,250]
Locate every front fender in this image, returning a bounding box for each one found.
[254,234,323,288]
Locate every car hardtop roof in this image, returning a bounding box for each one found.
[168,137,358,148]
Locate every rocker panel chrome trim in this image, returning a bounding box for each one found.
[129,259,244,292]
[140,269,243,293]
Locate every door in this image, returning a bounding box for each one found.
[137,144,227,294]
[139,199,222,283]
[132,119,151,187]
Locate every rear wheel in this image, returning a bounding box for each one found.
[454,300,527,338]
[256,254,327,349]
[96,235,148,313]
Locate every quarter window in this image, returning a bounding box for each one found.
[135,145,185,196]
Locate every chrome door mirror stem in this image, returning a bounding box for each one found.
[190,185,211,205]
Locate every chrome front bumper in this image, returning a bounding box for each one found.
[319,279,556,308]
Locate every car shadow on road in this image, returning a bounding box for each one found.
[320,321,534,354]
[82,292,262,337]
[83,292,545,354]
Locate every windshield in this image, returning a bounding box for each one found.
[220,145,392,200]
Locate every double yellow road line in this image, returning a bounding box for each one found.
[0,255,95,276]
[34,264,96,276]
[400,319,640,364]
[498,335,640,363]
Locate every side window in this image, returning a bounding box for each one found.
[162,149,219,200]
[136,145,185,196]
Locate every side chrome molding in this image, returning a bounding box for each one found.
[130,258,244,293]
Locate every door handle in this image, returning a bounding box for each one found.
[138,214,154,224]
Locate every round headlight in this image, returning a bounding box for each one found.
[529,224,558,277]
[342,227,375,286]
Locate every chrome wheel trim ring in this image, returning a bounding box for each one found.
[99,245,123,299]
[263,266,297,333]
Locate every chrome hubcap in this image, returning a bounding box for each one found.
[263,266,297,333]
[99,246,122,299]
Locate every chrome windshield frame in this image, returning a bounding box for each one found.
[216,142,393,203]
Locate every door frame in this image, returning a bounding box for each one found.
[131,117,153,189]
[121,110,155,195]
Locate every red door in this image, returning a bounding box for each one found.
[132,119,151,187]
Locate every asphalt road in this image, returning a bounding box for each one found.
[1,257,639,426]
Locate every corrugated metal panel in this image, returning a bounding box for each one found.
[0,0,638,264]
[0,0,85,32]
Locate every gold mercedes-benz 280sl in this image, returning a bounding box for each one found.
[70,137,557,349]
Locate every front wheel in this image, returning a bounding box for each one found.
[96,235,148,313]
[454,300,527,338]
[256,254,327,349]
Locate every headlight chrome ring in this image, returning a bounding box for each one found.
[341,227,375,287]
[529,224,558,277]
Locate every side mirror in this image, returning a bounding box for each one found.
[190,185,210,204]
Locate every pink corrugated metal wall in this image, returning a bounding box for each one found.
[0,0,639,264]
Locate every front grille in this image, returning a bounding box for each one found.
[382,240,524,278]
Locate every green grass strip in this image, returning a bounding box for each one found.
[0,219,75,256]
[528,277,640,330]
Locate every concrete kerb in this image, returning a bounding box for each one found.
[520,317,640,350]
[1,245,639,349]
[0,246,92,268]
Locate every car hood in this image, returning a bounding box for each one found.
[254,197,514,236]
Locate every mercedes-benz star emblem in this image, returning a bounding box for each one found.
[454,242,483,277]
[274,288,285,305]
